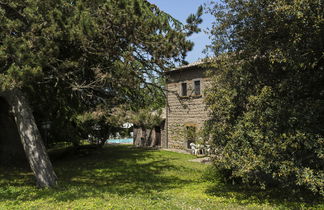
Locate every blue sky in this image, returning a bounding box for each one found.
[148,0,215,63]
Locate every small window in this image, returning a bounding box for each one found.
[194,80,201,95]
[181,83,187,96]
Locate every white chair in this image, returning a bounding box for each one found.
[197,144,206,155]
[189,143,199,155]
[205,145,212,156]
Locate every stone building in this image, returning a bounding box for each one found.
[163,61,211,149]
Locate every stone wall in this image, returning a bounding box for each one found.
[133,121,165,147]
[165,68,211,149]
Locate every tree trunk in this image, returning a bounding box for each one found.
[0,97,27,166]
[141,128,146,147]
[150,127,159,147]
[1,89,57,187]
[145,129,152,146]
[133,127,142,147]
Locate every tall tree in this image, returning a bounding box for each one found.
[0,0,201,187]
[205,0,324,195]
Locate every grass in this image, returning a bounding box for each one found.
[0,145,323,209]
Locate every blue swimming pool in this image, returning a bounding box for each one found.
[106,138,133,144]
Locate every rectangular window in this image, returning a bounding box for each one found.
[194,80,201,95]
[181,83,187,96]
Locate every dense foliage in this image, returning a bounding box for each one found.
[0,0,201,144]
[205,0,324,195]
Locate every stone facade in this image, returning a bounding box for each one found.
[164,64,211,149]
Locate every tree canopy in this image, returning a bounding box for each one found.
[0,0,201,143]
[205,0,324,195]
[0,0,202,187]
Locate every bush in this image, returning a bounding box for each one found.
[205,0,324,195]
[205,56,324,195]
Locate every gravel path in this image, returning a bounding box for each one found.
[161,148,191,154]
[161,148,212,164]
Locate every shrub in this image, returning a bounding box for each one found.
[205,0,324,195]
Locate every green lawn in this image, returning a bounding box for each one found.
[0,145,322,209]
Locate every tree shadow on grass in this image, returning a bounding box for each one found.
[0,145,192,202]
[205,178,323,209]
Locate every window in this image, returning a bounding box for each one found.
[186,125,196,148]
[194,80,201,95]
[181,82,187,96]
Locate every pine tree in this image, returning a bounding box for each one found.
[0,0,201,187]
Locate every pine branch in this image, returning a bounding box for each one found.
[0,1,29,26]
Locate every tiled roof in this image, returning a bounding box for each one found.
[168,58,212,72]
[174,60,205,70]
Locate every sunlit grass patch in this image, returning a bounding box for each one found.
[0,145,322,209]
